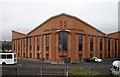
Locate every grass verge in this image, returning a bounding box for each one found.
[69,67,101,77]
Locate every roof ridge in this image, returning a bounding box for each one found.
[27,13,105,35]
[12,30,26,36]
[107,31,119,35]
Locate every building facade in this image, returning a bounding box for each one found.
[12,13,119,63]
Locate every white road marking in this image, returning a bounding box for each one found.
[18,64,22,66]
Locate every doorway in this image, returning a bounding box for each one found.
[46,54,49,60]
[37,53,40,59]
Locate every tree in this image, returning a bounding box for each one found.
[2,41,12,51]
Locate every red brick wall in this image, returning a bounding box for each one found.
[12,14,119,63]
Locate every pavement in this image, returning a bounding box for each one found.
[1,58,116,76]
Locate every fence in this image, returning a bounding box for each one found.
[2,66,17,75]
[2,66,69,77]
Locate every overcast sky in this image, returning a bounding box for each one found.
[0,0,119,41]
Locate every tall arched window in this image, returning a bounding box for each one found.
[58,32,68,51]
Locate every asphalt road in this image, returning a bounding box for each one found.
[1,58,115,76]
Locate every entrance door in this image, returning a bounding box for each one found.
[23,53,25,58]
[115,53,117,58]
[90,54,93,58]
[79,54,82,60]
[100,54,102,59]
[30,53,32,58]
[37,53,40,59]
[108,53,110,58]
[46,54,49,60]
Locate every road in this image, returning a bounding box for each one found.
[1,58,115,76]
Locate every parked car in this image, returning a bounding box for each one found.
[84,57,102,63]
[84,57,95,63]
[92,57,102,63]
[110,60,120,76]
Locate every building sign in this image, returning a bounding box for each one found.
[44,21,84,32]
[44,28,84,32]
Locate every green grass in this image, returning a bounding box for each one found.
[69,67,101,77]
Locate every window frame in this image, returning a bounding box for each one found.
[13,40,15,51]
[1,54,6,59]
[58,31,68,51]
[79,34,82,51]
[23,38,26,51]
[108,38,110,52]
[115,39,117,51]
[46,34,49,51]
[37,35,40,51]
[29,37,32,51]
[100,37,102,51]
[90,36,93,51]
[18,38,20,51]
[7,54,12,59]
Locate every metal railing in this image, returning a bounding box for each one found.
[38,67,68,77]
[2,66,69,77]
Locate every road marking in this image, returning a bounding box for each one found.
[18,64,22,66]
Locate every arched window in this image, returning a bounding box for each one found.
[58,32,68,51]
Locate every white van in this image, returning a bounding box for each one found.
[0,53,17,65]
[110,60,120,76]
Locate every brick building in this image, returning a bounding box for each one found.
[12,13,119,63]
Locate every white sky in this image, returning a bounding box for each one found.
[1,0,119,41]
